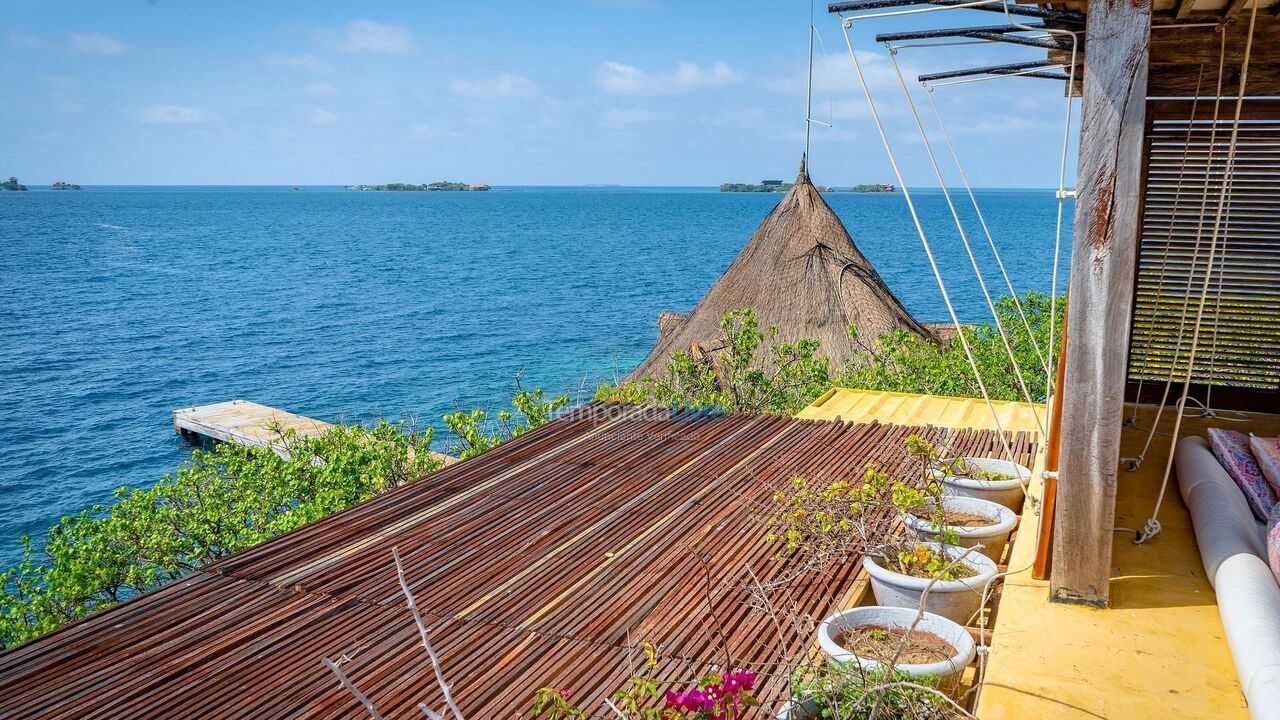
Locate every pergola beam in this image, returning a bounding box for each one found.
[828,0,1085,23]
[918,59,1060,82]
[1051,0,1153,608]
[875,22,1047,42]
[1222,0,1250,18]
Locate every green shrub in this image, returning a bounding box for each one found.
[600,292,1062,415]
[0,421,439,648]
[443,385,571,459]
[840,291,1060,403]
[596,308,831,415]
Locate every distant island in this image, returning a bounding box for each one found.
[347,181,490,192]
[850,183,895,193]
[720,182,831,193]
[2,177,28,191]
[51,181,81,191]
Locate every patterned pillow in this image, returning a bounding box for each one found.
[1250,435,1280,496]
[1268,503,1280,585]
[1207,427,1276,521]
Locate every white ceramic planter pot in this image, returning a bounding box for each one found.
[816,605,977,695]
[774,699,818,720]
[863,542,996,625]
[931,456,1030,511]
[900,496,1019,560]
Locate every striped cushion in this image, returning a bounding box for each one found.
[1269,503,1280,584]
[1250,435,1280,497]
[1207,428,1277,521]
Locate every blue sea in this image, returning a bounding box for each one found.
[0,185,1072,568]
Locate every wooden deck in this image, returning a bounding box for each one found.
[974,407,1276,720]
[0,404,1034,718]
[798,388,1047,437]
[174,400,332,450]
[801,389,1259,719]
[174,399,456,465]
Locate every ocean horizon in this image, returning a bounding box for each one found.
[0,184,1072,568]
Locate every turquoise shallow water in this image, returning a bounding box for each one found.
[0,185,1071,568]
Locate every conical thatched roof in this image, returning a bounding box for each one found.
[629,157,933,380]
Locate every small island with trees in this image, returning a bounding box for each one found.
[720,182,832,193]
[720,181,894,193]
[2,177,28,191]
[347,181,490,191]
[51,181,81,191]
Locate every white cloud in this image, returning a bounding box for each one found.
[304,82,339,98]
[449,73,538,99]
[763,52,912,97]
[67,31,128,56]
[8,30,47,49]
[595,60,741,95]
[324,19,415,55]
[309,109,338,125]
[285,54,332,74]
[133,104,208,123]
[600,107,661,125]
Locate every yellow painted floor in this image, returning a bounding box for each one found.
[798,389,1275,720]
[798,388,1047,435]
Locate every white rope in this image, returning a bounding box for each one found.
[991,0,1077,415]
[967,7,1079,706]
[1126,36,1228,472]
[1136,5,1258,545]
[1177,197,1249,420]
[922,87,1051,380]
[1126,66,1205,434]
[884,48,1048,441]
[838,17,1020,470]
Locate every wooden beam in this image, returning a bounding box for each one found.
[1033,306,1069,581]
[1050,0,1151,608]
[1223,0,1250,18]
[1175,0,1197,19]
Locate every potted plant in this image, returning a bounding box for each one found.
[766,446,996,624]
[862,541,995,625]
[779,663,969,719]
[898,495,1018,560]
[892,436,1020,560]
[816,606,976,695]
[926,445,1030,512]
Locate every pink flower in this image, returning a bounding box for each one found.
[557,688,571,699]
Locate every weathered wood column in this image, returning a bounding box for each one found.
[1050,0,1151,607]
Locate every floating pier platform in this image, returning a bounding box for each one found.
[173,399,456,465]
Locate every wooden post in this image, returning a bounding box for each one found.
[1033,306,1068,581]
[1050,0,1151,607]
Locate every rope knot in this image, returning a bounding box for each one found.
[1134,517,1162,544]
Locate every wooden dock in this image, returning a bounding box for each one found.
[174,399,456,465]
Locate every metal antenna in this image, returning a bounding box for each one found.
[805,0,815,159]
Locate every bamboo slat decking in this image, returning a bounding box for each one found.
[0,403,1034,719]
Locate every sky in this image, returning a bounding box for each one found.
[1,0,1080,186]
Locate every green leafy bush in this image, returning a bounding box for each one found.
[599,292,1061,415]
[840,292,1060,403]
[443,384,571,459]
[596,308,831,415]
[790,665,958,719]
[0,421,439,648]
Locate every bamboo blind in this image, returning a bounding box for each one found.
[1127,100,1280,391]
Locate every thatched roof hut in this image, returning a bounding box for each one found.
[629,157,933,380]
